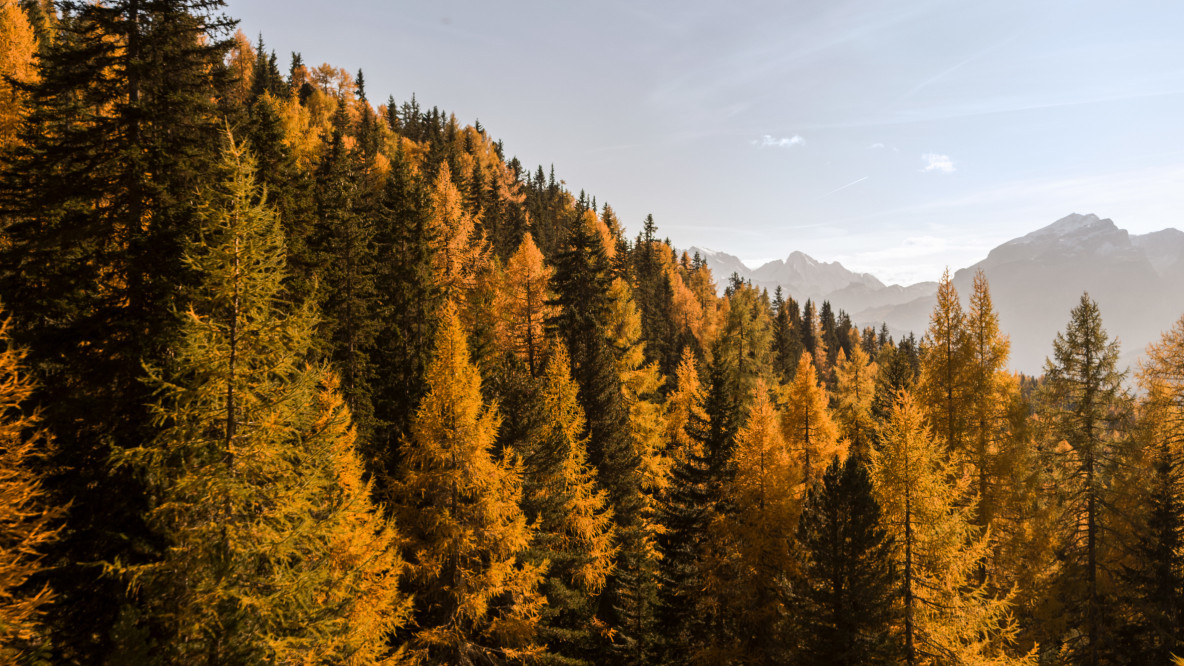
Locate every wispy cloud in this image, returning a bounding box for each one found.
[755,134,805,148]
[819,176,869,199]
[868,142,885,149]
[921,152,955,173]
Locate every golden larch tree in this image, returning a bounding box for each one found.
[705,379,800,662]
[0,313,60,662]
[917,268,972,454]
[497,232,555,376]
[0,1,37,153]
[781,352,845,489]
[117,135,410,664]
[518,344,616,663]
[395,301,545,664]
[870,390,1032,666]
[833,345,879,455]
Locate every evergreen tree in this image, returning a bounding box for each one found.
[312,102,380,438]
[0,312,60,663]
[395,301,544,664]
[369,147,440,482]
[0,1,235,656]
[771,287,802,383]
[518,346,616,665]
[790,454,900,666]
[1038,293,1132,665]
[116,136,409,664]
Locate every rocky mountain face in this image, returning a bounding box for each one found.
[689,213,1184,374]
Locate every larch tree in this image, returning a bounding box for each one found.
[0,313,60,663]
[395,301,545,665]
[833,345,879,456]
[0,0,37,153]
[1038,293,1132,666]
[870,390,1030,666]
[603,276,665,665]
[917,268,972,455]
[781,352,845,489]
[655,349,714,663]
[1117,313,1184,662]
[707,379,800,663]
[498,232,555,377]
[790,454,900,666]
[116,136,410,664]
[518,345,616,665]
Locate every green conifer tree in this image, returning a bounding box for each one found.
[791,454,900,665]
[1038,293,1133,665]
[0,1,235,656]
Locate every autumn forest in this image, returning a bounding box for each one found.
[0,2,1181,665]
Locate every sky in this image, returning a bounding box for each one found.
[226,0,1184,285]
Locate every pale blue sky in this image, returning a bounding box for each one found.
[227,0,1184,284]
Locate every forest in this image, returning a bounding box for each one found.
[0,1,1181,665]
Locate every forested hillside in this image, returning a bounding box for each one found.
[0,2,1181,665]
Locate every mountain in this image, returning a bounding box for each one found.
[690,214,1184,375]
[688,246,902,304]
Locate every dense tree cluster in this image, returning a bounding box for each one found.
[0,3,1180,664]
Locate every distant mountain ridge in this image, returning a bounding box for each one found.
[689,213,1184,374]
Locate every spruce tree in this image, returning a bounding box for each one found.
[116,135,409,664]
[395,302,544,664]
[0,0,234,656]
[791,454,900,665]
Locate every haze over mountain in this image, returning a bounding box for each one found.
[691,214,1184,374]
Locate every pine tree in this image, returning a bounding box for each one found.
[0,1,235,656]
[870,390,1030,666]
[115,135,409,664]
[833,345,879,455]
[781,352,844,489]
[395,302,544,664]
[0,313,60,663]
[1038,293,1132,665]
[790,454,900,665]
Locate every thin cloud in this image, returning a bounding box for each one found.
[921,152,955,173]
[754,134,805,148]
[868,142,885,149]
